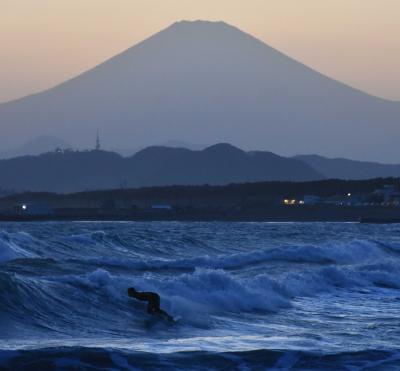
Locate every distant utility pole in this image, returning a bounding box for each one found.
[95,129,101,150]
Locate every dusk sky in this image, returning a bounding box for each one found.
[1,0,399,103]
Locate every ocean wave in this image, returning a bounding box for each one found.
[0,267,290,338]
[136,268,291,315]
[48,268,291,316]
[0,231,38,263]
[2,222,400,365]
[3,253,400,336]
[78,239,400,275]
[2,347,400,370]
[3,222,400,346]
[1,225,399,272]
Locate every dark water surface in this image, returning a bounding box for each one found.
[1,221,400,369]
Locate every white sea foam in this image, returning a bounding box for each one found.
[0,231,36,263]
[56,268,112,289]
[119,268,292,317]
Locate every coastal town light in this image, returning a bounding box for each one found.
[22,204,27,210]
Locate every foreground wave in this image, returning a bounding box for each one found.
[2,347,400,370]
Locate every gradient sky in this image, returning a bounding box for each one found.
[1,0,399,103]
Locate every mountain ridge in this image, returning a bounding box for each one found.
[1,142,400,193]
[0,143,322,193]
[295,154,400,180]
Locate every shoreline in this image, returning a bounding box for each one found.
[1,205,400,223]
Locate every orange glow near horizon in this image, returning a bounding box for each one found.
[1,0,399,103]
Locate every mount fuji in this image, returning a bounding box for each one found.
[0,20,399,162]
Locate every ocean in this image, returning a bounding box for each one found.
[1,221,400,370]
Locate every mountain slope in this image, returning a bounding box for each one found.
[0,20,399,162]
[295,154,400,180]
[0,144,323,192]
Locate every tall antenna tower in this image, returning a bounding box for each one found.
[95,129,101,150]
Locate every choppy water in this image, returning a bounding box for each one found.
[1,221,400,370]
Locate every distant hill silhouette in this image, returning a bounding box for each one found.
[295,155,400,180]
[0,144,322,193]
[0,136,72,159]
[0,20,399,162]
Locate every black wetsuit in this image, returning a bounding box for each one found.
[132,291,161,314]
[131,291,173,321]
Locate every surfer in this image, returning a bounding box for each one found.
[127,287,174,322]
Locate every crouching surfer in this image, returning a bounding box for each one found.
[127,287,174,322]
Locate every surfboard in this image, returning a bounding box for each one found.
[144,314,179,328]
